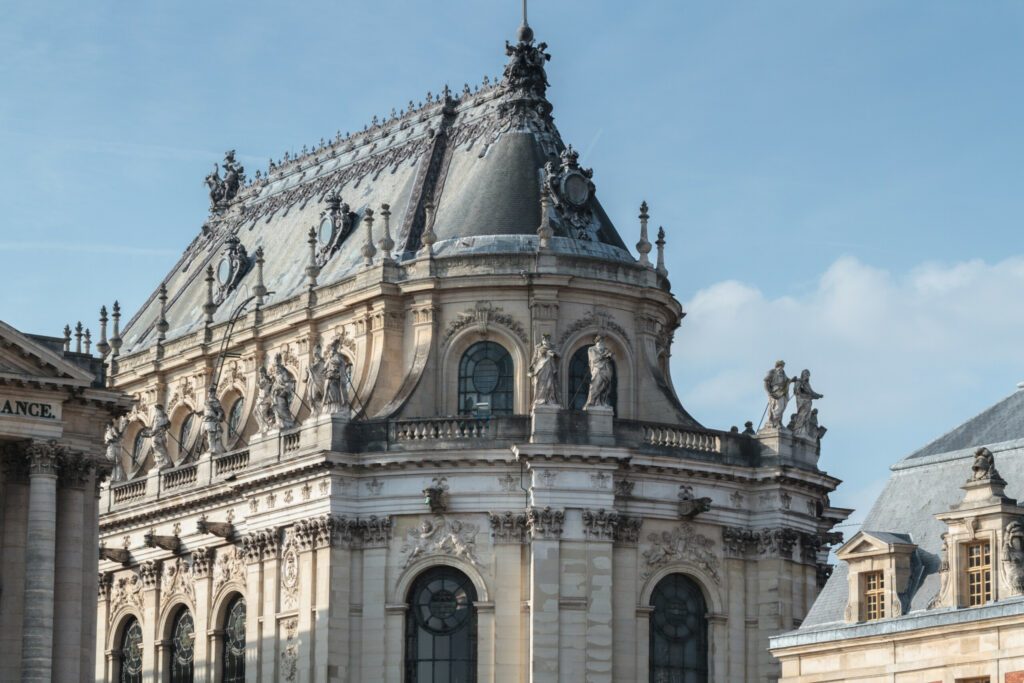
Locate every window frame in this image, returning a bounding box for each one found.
[648,572,709,683]
[862,570,886,621]
[457,341,514,417]
[221,595,246,683]
[965,540,993,607]
[118,616,143,683]
[404,566,478,682]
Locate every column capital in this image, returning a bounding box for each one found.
[58,451,94,488]
[26,439,64,477]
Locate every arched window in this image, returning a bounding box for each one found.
[118,617,143,683]
[227,396,245,442]
[131,429,147,466]
[404,566,478,682]
[178,412,197,461]
[568,345,618,414]
[222,596,246,683]
[649,574,708,683]
[169,608,195,683]
[458,341,513,416]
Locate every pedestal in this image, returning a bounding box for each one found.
[585,406,615,446]
[531,404,561,444]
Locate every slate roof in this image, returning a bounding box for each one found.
[801,388,1024,629]
[119,29,636,355]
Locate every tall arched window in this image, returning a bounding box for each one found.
[458,341,513,416]
[169,608,195,683]
[404,566,478,682]
[227,396,245,442]
[118,617,143,683]
[649,574,708,683]
[568,345,617,414]
[131,429,147,466]
[222,596,246,683]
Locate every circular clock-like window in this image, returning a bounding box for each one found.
[216,257,232,285]
[562,173,590,207]
[318,216,334,245]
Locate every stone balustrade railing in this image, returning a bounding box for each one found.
[390,417,491,442]
[162,464,198,491]
[214,449,249,476]
[641,424,721,453]
[111,479,146,504]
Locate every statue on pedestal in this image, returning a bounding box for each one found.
[104,417,127,482]
[583,335,614,410]
[321,338,350,416]
[254,366,274,433]
[271,354,297,430]
[202,387,226,455]
[762,360,792,430]
[306,343,326,414]
[529,334,560,407]
[146,404,172,470]
[789,369,823,437]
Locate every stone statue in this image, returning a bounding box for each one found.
[145,404,172,470]
[790,369,823,437]
[529,334,560,407]
[762,360,792,430]
[205,151,246,210]
[254,366,275,432]
[202,387,226,455]
[807,408,827,443]
[306,343,326,414]
[205,164,225,207]
[271,354,297,430]
[104,417,127,483]
[321,338,350,416]
[583,335,614,410]
[971,447,1000,482]
[1004,521,1024,595]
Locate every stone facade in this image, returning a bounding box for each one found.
[94,20,847,683]
[0,321,131,682]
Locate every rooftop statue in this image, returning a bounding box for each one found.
[762,360,792,430]
[204,150,246,211]
[970,446,1001,482]
[202,387,226,455]
[321,338,350,416]
[529,334,560,407]
[583,335,614,410]
[104,417,127,483]
[789,369,824,438]
[145,404,172,470]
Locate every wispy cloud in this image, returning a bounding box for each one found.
[0,242,177,256]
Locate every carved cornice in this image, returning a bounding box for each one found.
[489,511,527,544]
[526,506,564,540]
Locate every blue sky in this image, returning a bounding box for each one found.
[2,1,1023,527]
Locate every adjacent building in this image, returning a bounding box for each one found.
[95,19,848,683]
[771,387,1024,682]
[0,321,131,682]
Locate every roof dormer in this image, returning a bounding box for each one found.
[837,530,917,622]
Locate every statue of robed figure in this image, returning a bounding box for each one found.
[529,334,560,407]
[583,335,614,410]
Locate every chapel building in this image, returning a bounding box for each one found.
[771,387,1024,682]
[95,19,848,683]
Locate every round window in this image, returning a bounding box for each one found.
[216,257,232,285]
[318,216,334,245]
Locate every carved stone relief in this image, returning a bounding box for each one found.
[641,524,720,583]
[401,516,482,568]
[443,301,528,345]
[489,511,527,544]
[213,548,246,594]
[160,557,196,609]
[527,506,564,540]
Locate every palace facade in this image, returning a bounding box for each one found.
[771,387,1024,682]
[95,19,848,683]
[0,321,131,682]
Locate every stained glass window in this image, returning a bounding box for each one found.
[119,617,143,683]
[568,345,617,413]
[458,342,513,416]
[649,574,708,683]
[228,397,245,442]
[170,608,195,683]
[222,596,246,683]
[405,567,477,682]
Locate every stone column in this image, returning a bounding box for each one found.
[492,541,524,681]
[53,455,90,683]
[0,458,29,673]
[361,546,388,683]
[585,538,614,683]
[529,538,561,683]
[20,441,61,683]
[243,544,264,683]
[83,472,103,677]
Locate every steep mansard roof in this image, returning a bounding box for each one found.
[120,33,636,355]
[802,388,1024,628]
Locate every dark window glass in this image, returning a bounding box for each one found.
[649,574,708,683]
[228,397,245,441]
[568,345,618,414]
[179,413,195,450]
[222,596,246,683]
[405,567,477,682]
[457,342,513,416]
[119,617,143,683]
[131,430,146,465]
[170,608,195,683]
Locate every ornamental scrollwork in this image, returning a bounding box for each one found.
[443,301,528,345]
[159,557,196,609]
[641,524,720,584]
[557,309,631,350]
[401,516,482,569]
[489,511,528,544]
[526,506,564,540]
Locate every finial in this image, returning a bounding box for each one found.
[306,227,320,289]
[378,203,395,263]
[203,266,216,328]
[362,209,377,267]
[636,201,652,267]
[97,305,110,358]
[253,247,267,307]
[156,284,169,343]
[74,321,84,353]
[420,200,437,257]
[84,328,92,356]
[110,302,122,357]
[62,324,72,352]
[517,0,533,42]
[537,186,553,250]
[656,226,667,277]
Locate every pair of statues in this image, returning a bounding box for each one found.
[305,338,352,417]
[528,333,614,410]
[762,360,825,440]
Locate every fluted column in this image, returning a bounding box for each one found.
[21,441,61,683]
[53,455,90,683]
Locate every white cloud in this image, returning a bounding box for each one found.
[670,255,1024,513]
